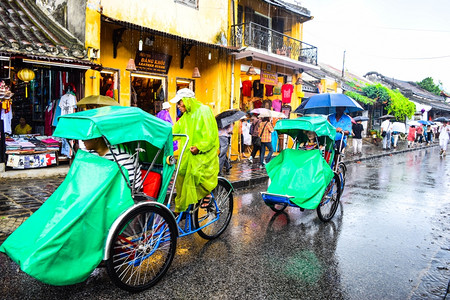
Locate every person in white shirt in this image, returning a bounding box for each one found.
[438,120,450,156]
[380,119,392,150]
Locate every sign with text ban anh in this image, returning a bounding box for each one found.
[260,70,278,86]
[135,51,172,74]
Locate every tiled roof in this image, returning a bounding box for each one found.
[365,71,450,112]
[0,0,89,63]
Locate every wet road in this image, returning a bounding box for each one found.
[0,147,449,299]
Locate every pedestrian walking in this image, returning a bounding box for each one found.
[218,123,234,175]
[258,117,274,167]
[416,125,424,144]
[426,125,433,145]
[248,114,261,163]
[380,118,392,150]
[407,125,416,148]
[438,121,450,156]
[156,101,178,151]
[352,119,364,155]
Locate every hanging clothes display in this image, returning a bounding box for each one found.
[44,101,54,136]
[253,80,264,98]
[272,99,282,112]
[242,80,252,97]
[59,92,77,115]
[1,106,12,134]
[281,83,294,103]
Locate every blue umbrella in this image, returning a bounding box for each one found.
[299,93,364,115]
[418,120,434,125]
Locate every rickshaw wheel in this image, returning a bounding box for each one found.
[194,179,233,240]
[106,205,177,292]
[266,202,288,213]
[337,162,347,193]
[317,173,341,222]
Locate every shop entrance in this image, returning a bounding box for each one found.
[100,69,119,101]
[131,74,166,115]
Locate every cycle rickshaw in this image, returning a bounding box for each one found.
[0,106,233,292]
[261,115,345,222]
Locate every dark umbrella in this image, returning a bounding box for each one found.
[434,117,449,122]
[378,114,395,119]
[353,116,369,122]
[215,109,246,128]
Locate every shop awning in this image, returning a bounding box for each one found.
[233,47,319,72]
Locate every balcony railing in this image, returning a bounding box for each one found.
[231,22,317,66]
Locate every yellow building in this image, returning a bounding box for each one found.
[84,0,319,158]
[85,0,231,115]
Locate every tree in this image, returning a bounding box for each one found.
[417,77,441,96]
[386,89,415,121]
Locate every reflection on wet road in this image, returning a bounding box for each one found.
[0,147,449,299]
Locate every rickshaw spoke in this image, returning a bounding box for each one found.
[317,173,341,222]
[194,180,233,240]
[107,205,177,292]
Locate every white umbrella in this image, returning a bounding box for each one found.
[250,108,287,118]
[259,110,287,119]
[391,122,406,133]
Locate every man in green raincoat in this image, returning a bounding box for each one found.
[170,88,219,212]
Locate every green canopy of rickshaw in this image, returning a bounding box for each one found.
[266,149,334,209]
[53,106,172,152]
[53,106,175,204]
[274,115,336,152]
[275,115,335,140]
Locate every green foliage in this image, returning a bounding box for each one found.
[345,91,375,105]
[385,89,415,121]
[345,79,367,92]
[362,84,390,103]
[417,77,441,96]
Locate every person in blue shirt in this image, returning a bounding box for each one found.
[328,106,352,163]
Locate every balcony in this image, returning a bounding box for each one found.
[231,22,317,66]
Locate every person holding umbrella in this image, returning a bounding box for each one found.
[328,106,352,160]
[215,109,246,175]
[438,120,450,156]
[380,117,393,150]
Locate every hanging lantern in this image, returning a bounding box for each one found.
[17,68,35,98]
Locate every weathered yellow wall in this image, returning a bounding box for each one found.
[84,6,101,98]
[99,22,231,119]
[101,0,228,45]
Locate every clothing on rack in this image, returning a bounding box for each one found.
[59,93,77,116]
[1,107,12,134]
[281,84,294,103]
[272,99,282,112]
[242,80,252,97]
[253,80,264,98]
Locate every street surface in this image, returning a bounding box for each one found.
[0,147,449,299]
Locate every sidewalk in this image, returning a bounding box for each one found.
[0,138,437,182]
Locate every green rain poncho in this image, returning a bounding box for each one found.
[173,97,219,212]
